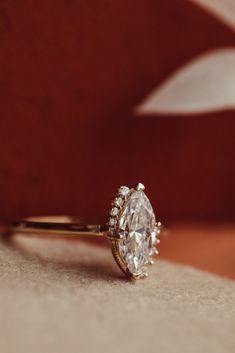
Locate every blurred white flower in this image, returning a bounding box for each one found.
[135,48,235,116]
[192,0,235,32]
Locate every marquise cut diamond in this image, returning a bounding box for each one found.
[117,190,157,276]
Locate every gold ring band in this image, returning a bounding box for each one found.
[9,217,107,238]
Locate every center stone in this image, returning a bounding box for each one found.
[117,190,156,276]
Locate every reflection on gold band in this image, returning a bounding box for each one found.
[9,216,107,238]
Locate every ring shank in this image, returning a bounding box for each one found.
[9,216,108,238]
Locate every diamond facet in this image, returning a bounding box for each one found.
[117,190,156,277]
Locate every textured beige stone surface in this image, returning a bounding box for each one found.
[0,235,234,353]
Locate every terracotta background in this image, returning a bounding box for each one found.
[0,0,235,224]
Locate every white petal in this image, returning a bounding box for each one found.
[191,0,235,32]
[135,48,235,116]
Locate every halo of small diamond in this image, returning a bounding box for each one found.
[108,186,130,237]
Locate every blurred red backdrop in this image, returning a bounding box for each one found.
[0,0,235,224]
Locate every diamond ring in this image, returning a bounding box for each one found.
[8,183,162,279]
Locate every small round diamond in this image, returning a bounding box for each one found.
[156,226,161,236]
[114,197,123,207]
[109,218,117,227]
[149,247,157,256]
[118,186,130,197]
[110,207,119,217]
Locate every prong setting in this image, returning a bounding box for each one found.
[135,182,145,191]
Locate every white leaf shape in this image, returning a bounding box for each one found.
[191,0,235,32]
[135,48,235,116]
